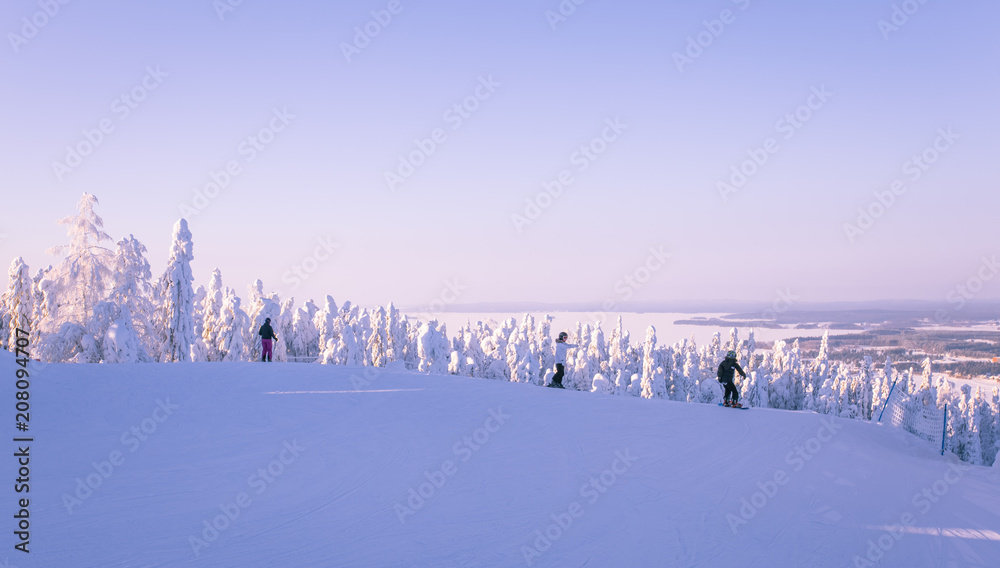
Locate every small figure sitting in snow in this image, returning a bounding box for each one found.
[550,332,577,389]
[717,350,747,407]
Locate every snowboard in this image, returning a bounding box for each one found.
[719,403,749,410]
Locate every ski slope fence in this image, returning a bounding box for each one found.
[875,380,948,455]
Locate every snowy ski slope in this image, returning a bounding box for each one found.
[5,350,999,568]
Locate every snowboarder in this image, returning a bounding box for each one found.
[717,350,747,407]
[549,332,577,389]
[258,317,278,362]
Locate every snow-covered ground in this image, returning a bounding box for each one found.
[7,349,1000,568]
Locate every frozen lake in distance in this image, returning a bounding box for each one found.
[420,312,856,347]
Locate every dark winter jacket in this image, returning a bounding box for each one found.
[717,358,746,383]
[258,322,277,340]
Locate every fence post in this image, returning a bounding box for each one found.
[877,378,898,423]
[940,403,948,456]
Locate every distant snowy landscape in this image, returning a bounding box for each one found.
[3,195,999,567]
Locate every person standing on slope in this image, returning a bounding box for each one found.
[258,317,278,362]
[717,350,747,407]
[550,332,577,389]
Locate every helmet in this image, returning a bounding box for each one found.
[558,332,569,341]
[726,350,737,359]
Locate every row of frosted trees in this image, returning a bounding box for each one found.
[1,194,997,466]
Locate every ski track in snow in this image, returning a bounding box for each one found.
[4,350,999,568]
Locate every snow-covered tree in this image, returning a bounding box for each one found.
[201,269,226,361]
[2,258,33,351]
[368,305,389,367]
[292,306,319,361]
[591,373,613,395]
[29,267,50,353]
[417,321,450,374]
[190,285,208,361]
[245,279,266,360]
[42,193,115,332]
[218,289,249,361]
[537,316,555,382]
[101,235,157,362]
[276,296,296,357]
[156,219,197,362]
[314,295,338,352]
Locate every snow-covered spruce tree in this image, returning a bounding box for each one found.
[459,322,486,377]
[218,288,249,361]
[292,306,319,361]
[640,327,662,399]
[368,305,388,367]
[614,368,628,395]
[537,316,555,382]
[245,280,265,361]
[768,340,794,410]
[800,331,829,412]
[0,299,8,351]
[872,357,896,420]
[447,325,473,376]
[277,297,296,357]
[591,373,613,394]
[659,344,677,400]
[609,316,630,387]
[190,285,208,362]
[417,321,448,374]
[302,298,319,327]
[101,235,158,362]
[29,267,50,355]
[2,258,33,351]
[627,373,643,396]
[670,340,688,401]
[356,309,373,366]
[857,356,874,420]
[975,387,999,466]
[314,295,338,355]
[944,384,983,464]
[589,322,609,377]
[683,349,704,403]
[506,328,530,383]
[156,219,197,362]
[201,269,226,361]
[707,331,723,371]
[817,376,837,415]
[42,193,115,333]
[337,316,365,367]
[640,364,667,399]
[387,303,405,363]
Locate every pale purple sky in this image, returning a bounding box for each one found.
[2,0,998,311]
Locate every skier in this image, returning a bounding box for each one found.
[717,350,747,407]
[549,332,577,389]
[258,317,278,362]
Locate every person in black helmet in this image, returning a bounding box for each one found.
[549,331,577,389]
[258,317,278,362]
[717,350,747,407]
